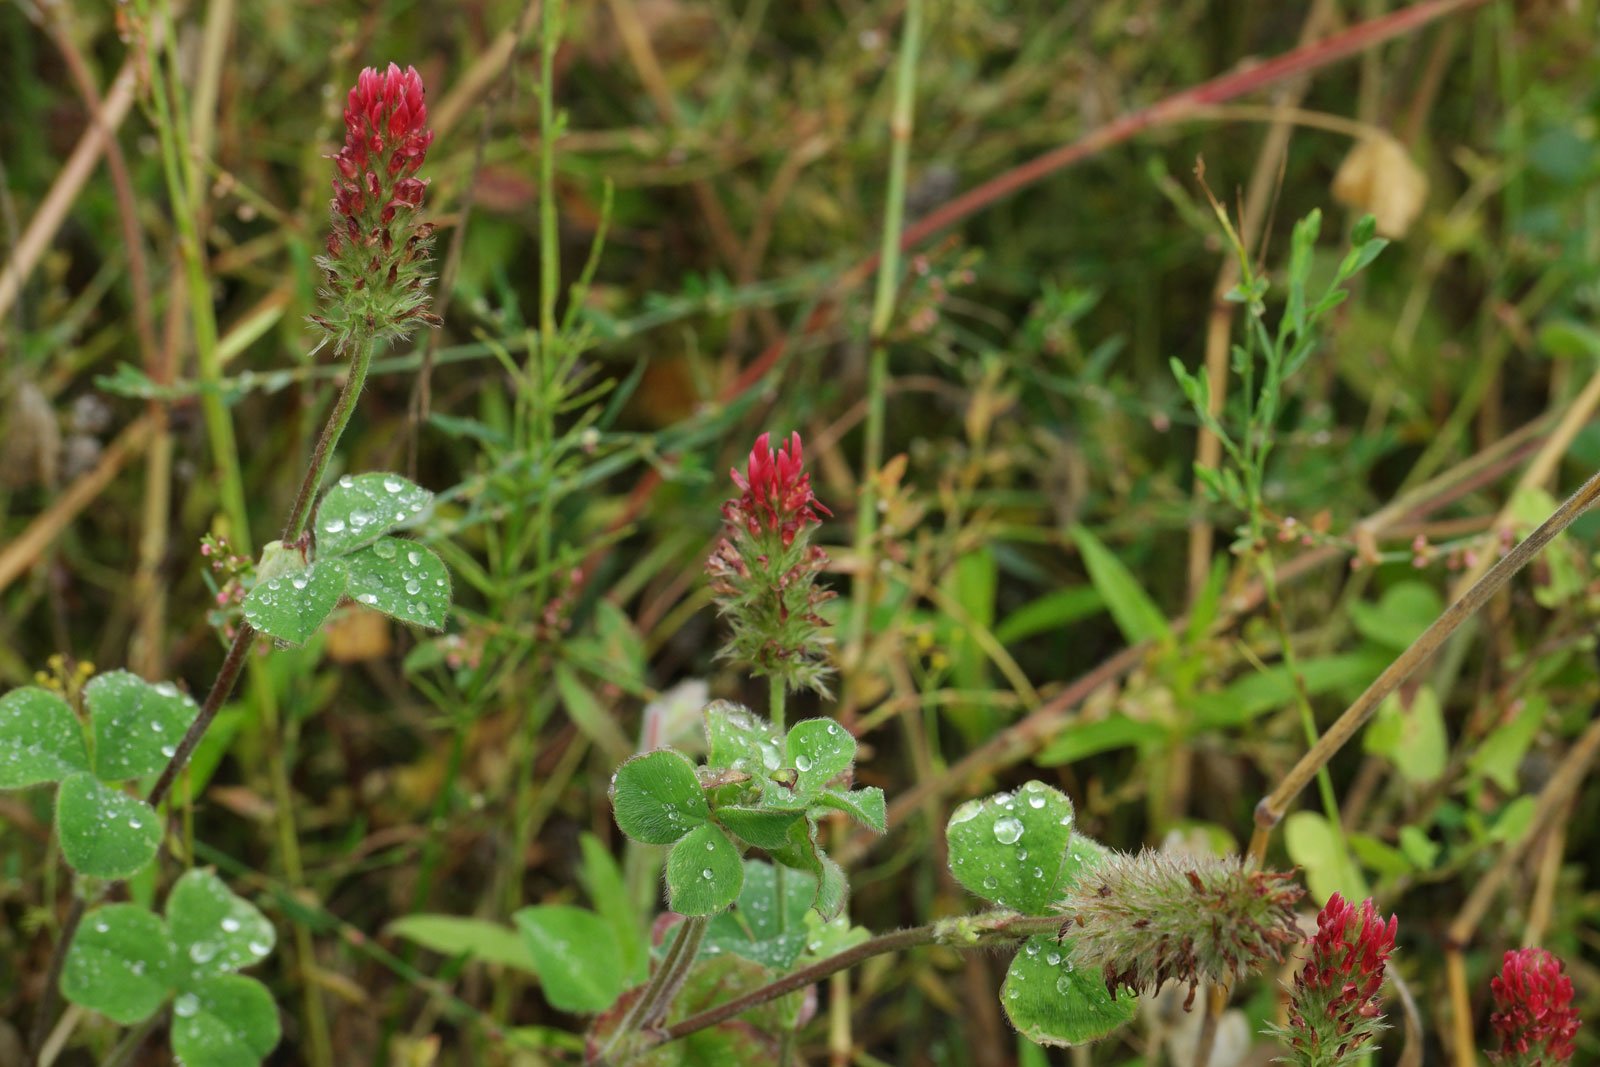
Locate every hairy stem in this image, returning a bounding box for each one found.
[283,332,377,542]
[596,914,712,1065]
[645,913,1065,1053]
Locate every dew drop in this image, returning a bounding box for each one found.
[338,474,355,488]
[323,517,346,534]
[373,540,397,560]
[701,868,714,880]
[221,917,241,933]
[795,754,813,772]
[407,550,422,566]
[992,816,1024,845]
[383,476,404,492]
[174,992,199,1018]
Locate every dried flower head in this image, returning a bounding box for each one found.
[1488,948,1581,1066]
[707,432,835,695]
[1061,851,1303,1010]
[312,63,440,353]
[1276,893,1397,1066]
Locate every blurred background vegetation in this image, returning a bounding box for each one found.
[1,0,1598,1063]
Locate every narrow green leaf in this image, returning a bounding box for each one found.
[610,749,708,845]
[241,559,347,645]
[554,663,633,763]
[314,471,432,558]
[784,719,855,797]
[994,587,1104,645]
[86,672,197,781]
[342,539,451,630]
[56,772,161,879]
[1004,936,1136,1047]
[715,805,805,849]
[0,686,88,787]
[61,904,173,1024]
[947,781,1075,915]
[170,974,281,1067]
[814,787,886,834]
[578,834,648,984]
[167,869,275,981]
[1068,525,1170,646]
[513,905,627,1014]
[1035,714,1164,766]
[666,825,743,916]
[387,915,537,973]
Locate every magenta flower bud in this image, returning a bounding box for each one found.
[1277,893,1397,1066]
[1489,948,1581,1065]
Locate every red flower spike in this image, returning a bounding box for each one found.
[1279,894,1397,1066]
[316,63,438,353]
[727,432,832,548]
[708,432,836,696]
[1489,948,1581,1065]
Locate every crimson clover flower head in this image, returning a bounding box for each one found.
[1277,893,1397,1066]
[1488,948,1580,1065]
[707,432,835,696]
[312,63,440,354]
[726,432,832,548]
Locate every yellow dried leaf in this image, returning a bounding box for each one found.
[1332,134,1428,238]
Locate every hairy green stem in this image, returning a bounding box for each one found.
[284,333,377,541]
[596,914,712,1065]
[645,912,1065,1053]
[846,0,923,662]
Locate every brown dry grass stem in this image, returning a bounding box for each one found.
[1248,468,1600,858]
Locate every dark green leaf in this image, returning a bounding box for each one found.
[0,686,88,787]
[86,672,197,781]
[666,825,743,916]
[56,772,160,879]
[169,974,281,1067]
[1004,936,1136,1047]
[240,559,347,645]
[342,539,451,630]
[61,904,173,1024]
[610,749,709,845]
[314,472,432,558]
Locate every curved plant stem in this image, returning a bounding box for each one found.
[643,913,1065,1054]
[100,1011,163,1067]
[595,914,712,1065]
